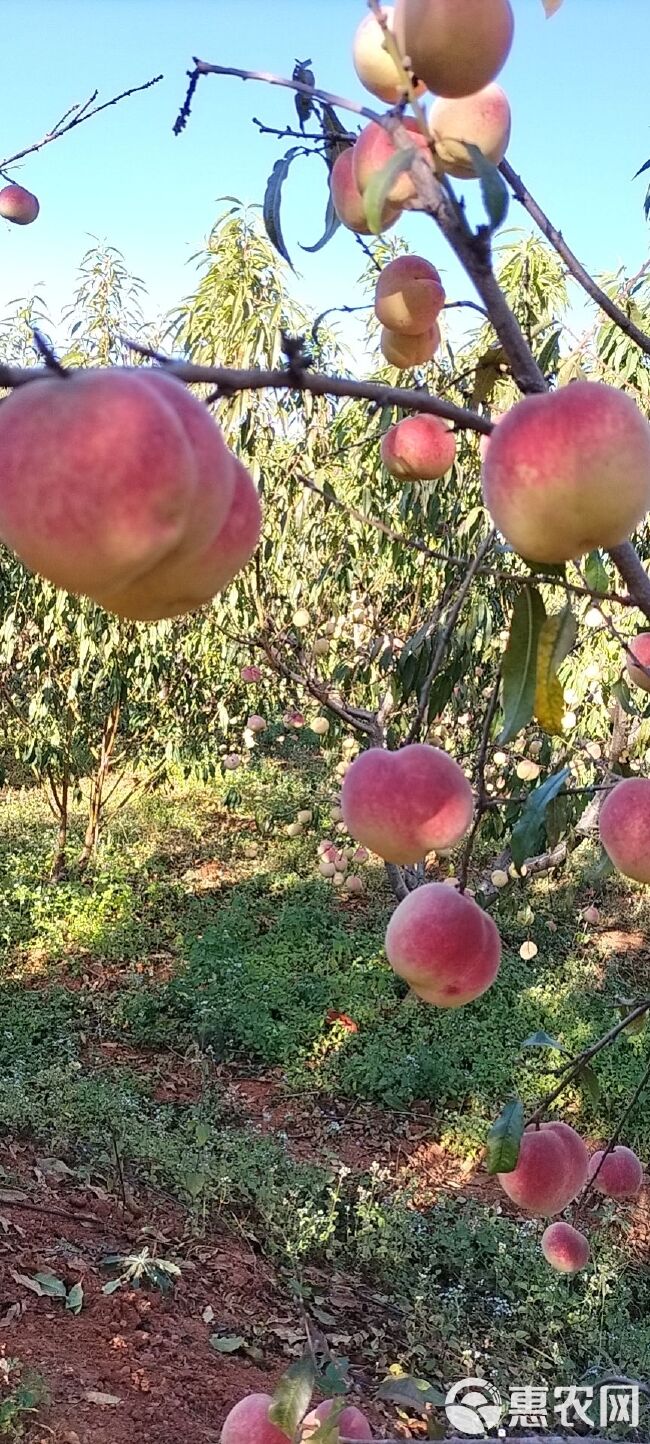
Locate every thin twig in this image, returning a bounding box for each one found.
[501,158,650,359]
[526,1001,650,1126]
[0,75,163,171]
[458,671,502,891]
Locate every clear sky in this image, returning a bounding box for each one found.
[0,0,649,351]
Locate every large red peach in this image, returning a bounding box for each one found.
[352,6,426,104]
[497,1122,588,1215]
[384,882,501,1007]
[341,743,473,863]
[330,147,400,235]
[374,255,445,336]
[541,1222,590,1274]
[99,458,261,620]
[588,1145,644,1199]
[0,183,39,224]
[220,1394,290,1444]
[301,1399,372,1440]
[626,633,650,691]
[599,777,650,885]
[395,0,514,99]
[429,84,511,179]
[381,415,456,480]
[353,118,432,204]
[481,382,650,563]
[380,324,440,367]
[0,369,236,597]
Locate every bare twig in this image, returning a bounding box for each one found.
[0,75,163,171]
[501,159,650,358]
[526,1001,650,1127]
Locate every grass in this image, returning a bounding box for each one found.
[1,746,650,1407]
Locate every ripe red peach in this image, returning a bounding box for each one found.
[588,1145,644,1199]
[429,84,511,179]
[374,255,445,336]
[384,881,501,1007]
[352,6,426,104]
[541,1222,590,1274]
[330,148,400,235]
[353,118,432,204]
[301,1400,372,1440]
[395,0,515,99]
[481,381,650,564]
[0,369,235,598]
[497,1122,588,1215]
[381,415,456,480]
[100,459,261,620]
[341,743,473,863]
[599,777,650,885]
[380,323,440,367]
[0,183,40,224]
[220,1394,290,1444]
[626,633,650,691]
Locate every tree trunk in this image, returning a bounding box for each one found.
[77,701,121,872]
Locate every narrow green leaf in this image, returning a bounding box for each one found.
[377,1376,446,1411]
[301,188,340,253]
[486,1099,524,1175]
[577,1063,601,1105]
[262,149,300,269]
[522,1030,568,1052]
[364,148,417,235]
[66,1281,84,1315]
[465,144,509,230]
[611,678,638,716]
[584,549,609,594]
[499,586,546,743]
[269,1357,316,1438]
[510,766,570,868]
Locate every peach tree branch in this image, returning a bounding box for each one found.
[501,158,650,358]
[526,1000,650,1127]
[0,75,163,173]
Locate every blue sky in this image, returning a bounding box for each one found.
[1,0,649,353]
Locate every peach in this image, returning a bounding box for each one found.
[0,183,39,224]
[330,148,400,235]
[541,1222,590,1274]
[497,1122,588,1215]
[626,632,650,691]
[481,381,650,564]
[384,881,501,1007]
[220,1394,289,1444]
[395,0,514,99]
[241,665,262,683]
[588,1145,644,1199]
[374,255,445,336]
[429,84,511,179]
[341,743,473,863]
[353,118,432,204]
[380,324,440,367]
[381,415,456,480]
[301,1399,372,1440]
[599,777,650,885]
[352,6,426,104]
[99,459,261,620]
[0,369,236,597]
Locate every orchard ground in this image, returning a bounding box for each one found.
[0,737,650,1441]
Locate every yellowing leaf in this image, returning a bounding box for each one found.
[534,605,577,735]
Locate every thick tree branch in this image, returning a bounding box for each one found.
[607,541,650,623]
[501,159,650,358]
